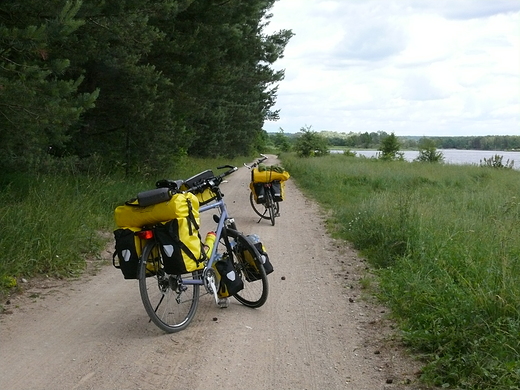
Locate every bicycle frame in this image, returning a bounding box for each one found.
[245,156,280,226]
[136,165,270,332]
[190,198,230,273]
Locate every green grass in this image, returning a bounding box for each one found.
[3,151,519,388]
[280,152,520,390]
[0,155,251,291]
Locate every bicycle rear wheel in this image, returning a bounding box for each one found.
[250,190,278,225]
[138,242,200,333]
[266,190,276,226]
[250,191,268,220]
[226,230,269,308]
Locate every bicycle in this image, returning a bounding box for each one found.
[244,154,280,226]
[135,165,269,333]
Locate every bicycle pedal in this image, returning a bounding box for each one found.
[217,298,230,308]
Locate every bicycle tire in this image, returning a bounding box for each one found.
[138,241,200,333]
[249,191,268,220]
[266,190,276,226]
[225,229,269,308]
[250,190,278,224]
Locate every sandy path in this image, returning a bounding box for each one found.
[0,155,424,390]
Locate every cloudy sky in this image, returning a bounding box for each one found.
[262,0,520,136]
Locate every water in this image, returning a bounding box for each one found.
[337,149,520,170]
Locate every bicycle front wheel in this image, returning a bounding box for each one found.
[226,230,269,308]
[138,242,200,333]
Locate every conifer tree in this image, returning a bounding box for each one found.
[0,1,98,171]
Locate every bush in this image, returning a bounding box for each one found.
[293,125,329,157]
[378,132,404,161]
[280,153,520,389]
[415,138,445,163]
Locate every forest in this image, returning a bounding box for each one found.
[0,0,293,175]
[312,130,520,151]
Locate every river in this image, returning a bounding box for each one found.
[337,149,520,170]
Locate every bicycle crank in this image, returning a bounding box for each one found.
[203,268,220,305]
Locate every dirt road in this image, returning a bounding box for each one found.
[0,155,424,390]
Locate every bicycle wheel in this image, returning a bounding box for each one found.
[265,190,276,226]
[138,241,200,333]
[225,230,269,308]
[249,191,269,220]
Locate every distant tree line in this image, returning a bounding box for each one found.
[271,130,520,152]
[0,0,293,175]
[324,131,520,151]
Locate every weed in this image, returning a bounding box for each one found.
[281,153,520,390]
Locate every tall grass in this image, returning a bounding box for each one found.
[281,153,520,390]
[0,156,250,291]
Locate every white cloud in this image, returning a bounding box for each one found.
[263,0,520,136]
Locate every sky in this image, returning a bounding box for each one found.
[262,0,520,136]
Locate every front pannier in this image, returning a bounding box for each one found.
[240,234,273,282]
[215,256,244,298]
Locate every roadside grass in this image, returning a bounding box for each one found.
[280,152,520,390]
[0,156,250,294]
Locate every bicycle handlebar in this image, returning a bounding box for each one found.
[185,165,237,194]
[244,154,268,169]
[155,165,237,195]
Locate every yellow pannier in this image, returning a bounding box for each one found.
[114,192,200,228]
[251,167,290,183]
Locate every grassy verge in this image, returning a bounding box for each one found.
[0,156,250,294]
[280,152,520,390]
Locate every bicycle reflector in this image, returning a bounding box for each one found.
[136,230,154,240]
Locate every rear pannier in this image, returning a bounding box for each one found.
[113,190,204,278]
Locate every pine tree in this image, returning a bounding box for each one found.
[0,1,98,171]
[378,133,404,161]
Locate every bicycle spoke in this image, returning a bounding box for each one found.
[139,242,200,333]
[225,231,269,308]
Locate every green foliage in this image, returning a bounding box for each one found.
[0,154,251,298]
[378,132,404,161]
[342,149,357,157]
[322,130,392,149]
[271,128,292,152]
[0,173,114,280]
[479,155,514,169]
[415,138,445,163]
[294,125,330,157]
[437,135,520,150]
[0,1,99,171]
[281,153,520,389]
[309,131,520,152]
[0,0,293,175]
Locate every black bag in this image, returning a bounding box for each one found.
[215,256,244,298]
[154,218,204,275]
[241,235,273,282]
[113,228,142,279]
[253,183,266,204]
[271,180,283,202]
[256,242,274,275]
